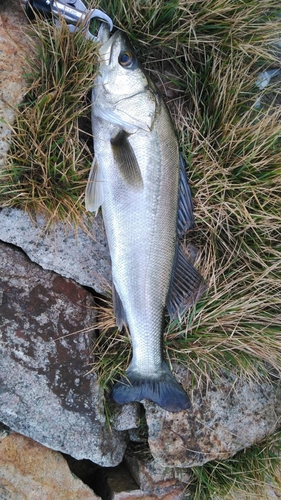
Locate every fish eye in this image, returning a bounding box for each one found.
[118,50,136,69]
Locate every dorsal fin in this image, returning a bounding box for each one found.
[167,244,206,320]
[177,154,194,237]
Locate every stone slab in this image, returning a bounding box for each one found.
[0,432,102,500]
[0,241,127,466]
[144,367,281,468]
[0,207,112,294]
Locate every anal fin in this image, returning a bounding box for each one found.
[167,244,206,320]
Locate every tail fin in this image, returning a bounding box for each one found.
[111,363,191,412]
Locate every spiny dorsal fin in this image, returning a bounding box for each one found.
[85,157,104,214]
[111,131,143,189]
[177,154,194,237]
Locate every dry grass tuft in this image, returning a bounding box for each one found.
[0,15,98,224]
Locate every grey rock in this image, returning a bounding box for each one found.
[110,403,140,432]
[0,242,127,466]
[144,367,281,468]
[0,207,112,294]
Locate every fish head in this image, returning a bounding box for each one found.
[93,25,157,133]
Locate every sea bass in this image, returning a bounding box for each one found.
[86,25,206,412]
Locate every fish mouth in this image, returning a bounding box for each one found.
[96,23,117,66]
[96,22,111,45]
[97,24,136,71]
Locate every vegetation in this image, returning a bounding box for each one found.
[0,17,97,223]
[1,0,281,497]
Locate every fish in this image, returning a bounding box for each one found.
[85,24,206,412]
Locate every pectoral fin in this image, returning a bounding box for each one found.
[167,244,207,320]
[177,154,194,237]
[85,157,104,214]
[111,131,143,189]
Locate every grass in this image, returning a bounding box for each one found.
[0,16,98,224]
[1,0,281,498]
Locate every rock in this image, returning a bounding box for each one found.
[0,241,129,466]
[98,463,141,499]
[96,463,186,500]
[65,456,178,500]
[111,493,155,499]
[0,207,111,294]
[144,368,281,467]
[0,432,102,499]
[0,0,32,168]
[124,445,190,499]
[105,473,187,500]
[110,403,140,432]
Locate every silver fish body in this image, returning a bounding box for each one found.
[86,26,205,412]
